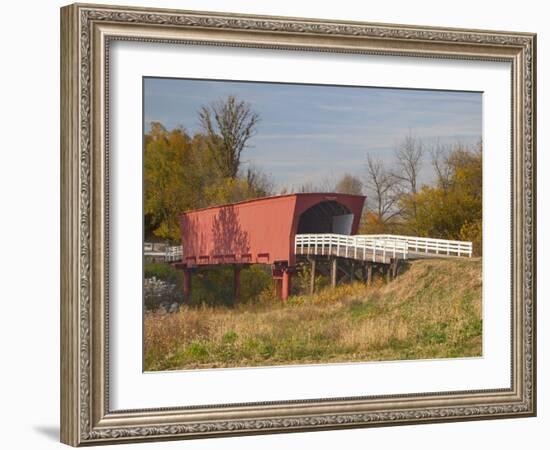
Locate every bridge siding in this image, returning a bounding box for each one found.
[179,193,365,268]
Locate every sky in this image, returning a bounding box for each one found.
[143,77,482,191]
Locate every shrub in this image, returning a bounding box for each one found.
[189,265,273,307]
[293,262,330,295]
[144,263,182,288]
[240,265,273,304]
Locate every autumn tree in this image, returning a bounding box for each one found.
[401,143,482,254]
[144,98,271,241]
[144,123,200,241]
[199,95,260,179]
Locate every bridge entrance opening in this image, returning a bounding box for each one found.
[297,200,354,235]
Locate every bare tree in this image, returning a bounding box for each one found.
[245,166,274,198]
[199,95,260,179]
[430,141,453,193]
[394,132,424,195]
[297,181,317,193]
[297,177,335,193]
[393,132,424,228]
[364,154,402,224]
[335,173,363,195]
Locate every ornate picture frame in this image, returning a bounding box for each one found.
[60,3,536,446]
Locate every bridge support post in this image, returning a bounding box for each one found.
[367,264,373,286]
[331,258,338,288]
[183,269,192,303]
[282,269,292,301]
[233,266,241,304]
[391,258,400,280]
[309,257,316,295]
[350,261,355,282]
[273,279,282,298]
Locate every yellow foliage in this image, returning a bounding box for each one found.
[143,121,272,242]
[399,146,482,254]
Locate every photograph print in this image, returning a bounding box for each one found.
[142,77,483,372]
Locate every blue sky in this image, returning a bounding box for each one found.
[144,77,482,191]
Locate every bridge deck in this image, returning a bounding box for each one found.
[146,233,473,264]
[295,233,472,264]
[295,244,399,265]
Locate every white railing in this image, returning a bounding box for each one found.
[149,233,472,265]
[295,233,408,262]
[165,245,183,262]
[358,234,473,258]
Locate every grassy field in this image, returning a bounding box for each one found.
[144,258,482,371]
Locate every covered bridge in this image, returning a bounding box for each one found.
[176,193,366,300]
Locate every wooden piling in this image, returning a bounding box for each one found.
[309,257,316,295]
[273,278,282,298]
[282,269,292,300]
[331,258,338,288]
[391,258,400,279]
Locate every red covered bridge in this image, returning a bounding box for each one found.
[175,193,366,300]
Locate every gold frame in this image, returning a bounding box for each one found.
[60,3,537,446]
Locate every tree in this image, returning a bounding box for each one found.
[199,95,260,179]
[297,177,335,193]
[393,132,424,229]
[393,132,424,195]
[401,144,482,254]
[430,141,453,193]
[245,166,274,198]
[363,154,402,229]
[335,173,363,195]
[143,112,272,241]
[144,123,200,241]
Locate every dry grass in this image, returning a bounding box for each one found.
[144,258,482,371]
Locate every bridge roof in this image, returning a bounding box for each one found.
[180,192,366,216]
